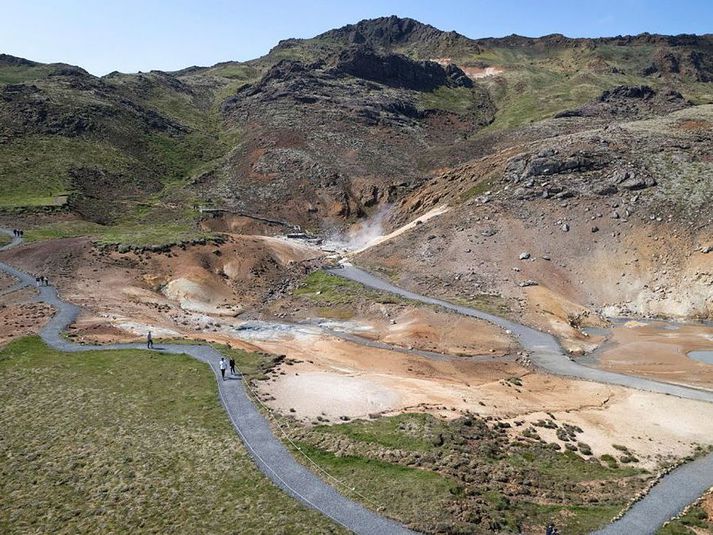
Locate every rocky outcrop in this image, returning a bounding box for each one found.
[0,54,38,67]
[504,143,659,201]
[554,85,689,120]
[600,85,656,101]
[315,16,478,56]
[506,148,608,183]
[642,47,713,82]
[332,46,473,91]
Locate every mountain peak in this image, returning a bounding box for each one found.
[317,15,470,51]
[0,53,38,68]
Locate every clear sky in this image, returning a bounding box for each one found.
[2,0,711,75]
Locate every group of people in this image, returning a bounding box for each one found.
[146,331,237,379]
[35,275,49,286]
[11,228,23,238]
[218,357,236,380]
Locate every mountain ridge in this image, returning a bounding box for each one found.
[0,15,712,237]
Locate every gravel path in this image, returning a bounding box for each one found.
[0,230,414,535]
[331,262,713,534]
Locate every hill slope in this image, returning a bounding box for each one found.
[0,17,711,240]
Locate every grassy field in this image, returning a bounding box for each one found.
[658,500,713,534]
[0,136,134,208]
[286,412,648,534]
[23,219,214,247]
[0,337,343,534]
[294,270,407,306]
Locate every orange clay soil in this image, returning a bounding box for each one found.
[595,320,713,390]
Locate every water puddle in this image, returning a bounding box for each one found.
[689,350,713,365]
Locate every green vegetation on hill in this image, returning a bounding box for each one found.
[0,337,342,534]
[0,136,133,208]
[1,17,712,235]
[294,271,406,306]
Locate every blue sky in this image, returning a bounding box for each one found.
[2,0,711,75]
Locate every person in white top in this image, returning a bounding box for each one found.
[219,357,227,381]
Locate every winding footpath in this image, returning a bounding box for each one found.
[331,263,713,535]
[0,229,414,535]
[2,225,712,534]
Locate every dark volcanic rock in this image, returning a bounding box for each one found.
[642,46,713,81]
[332,46,472,91]
[554,85,689,120]
[609,169,657,190]
[0,54,38,67]
[508,149,608,181]
[316,15,478,56]
[599,85,656,101]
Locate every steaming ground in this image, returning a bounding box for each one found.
[2,205,713,470]
[319,205,450,254]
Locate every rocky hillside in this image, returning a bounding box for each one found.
[358,89,713,336]
[1,17,712,237]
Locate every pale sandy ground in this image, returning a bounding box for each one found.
[260,347,713,469]
[596,320,713,390]
[4,233,713,472]
[322,306,517,357]
[349,205,450,254]
[429,58,504,79]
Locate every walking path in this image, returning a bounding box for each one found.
[0,229,414,535]
[331,262,713,535]
[3,226,712,534]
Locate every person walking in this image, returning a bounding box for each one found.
[229,357,236,376]
[219,357,227,381]
[147,331,154,349]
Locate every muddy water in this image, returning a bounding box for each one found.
[690,350,713,365]
[582,318,713,381]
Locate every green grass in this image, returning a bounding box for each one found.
[0,64,55,84]
[658,504,713,534]
[418,86,483,115]
[507,449,642,483]
[290,413,650,534]
[292,442,458,528]
[22,218,213,247]
[313,413,444,452]
[460,175,497,202]
[0,136,135,208]
[0,337,343,534]
[452,293,514,317]
[517,502,625,535]
[294,271,406,306]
